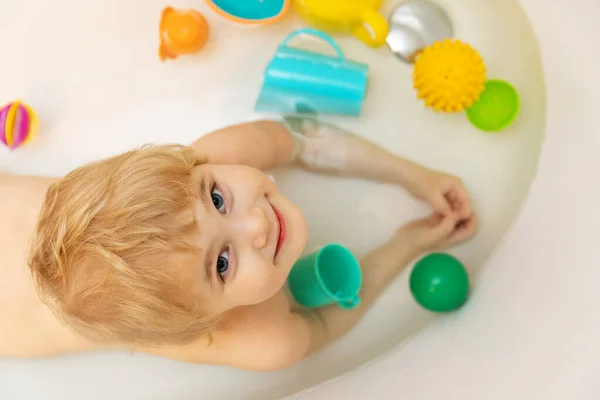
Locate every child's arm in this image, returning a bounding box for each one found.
[284,116,472,219]
[191,120,295,171]
[193,118,473,219]
[283,212,478,367]
[191,117,417,183]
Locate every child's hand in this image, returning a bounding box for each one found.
[407,168,473,219]
[394,212,478,256]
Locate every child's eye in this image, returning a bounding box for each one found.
[216,249,230,280]
[211,186,226,213]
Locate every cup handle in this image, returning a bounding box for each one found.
[352,10,389,48]
[339,296,361,310]
[280,28,346,60]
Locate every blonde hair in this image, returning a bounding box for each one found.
[29,144,218,347]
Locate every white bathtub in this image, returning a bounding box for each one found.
[0,0,598,399]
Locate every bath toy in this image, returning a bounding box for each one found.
[206,0,289,25]
[255,28,369,116]
[159,7,209,61]
[409,253,469,312]
[288,244,362,309]
[386,0,453,64]
[293,0,389,48]
[413,39,486,112]
[0,100,38,150]
[466,79,520,132]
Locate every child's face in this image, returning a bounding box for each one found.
[191,164,308,312]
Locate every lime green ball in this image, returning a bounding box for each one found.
[410,253,470,312]
[466,79,520,132]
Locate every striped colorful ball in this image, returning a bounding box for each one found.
[0,101,38,150]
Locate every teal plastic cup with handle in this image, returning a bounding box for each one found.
[288,243,362,309]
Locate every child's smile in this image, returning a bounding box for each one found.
[272,203,286,260]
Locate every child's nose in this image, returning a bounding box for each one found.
[237,206,269,249]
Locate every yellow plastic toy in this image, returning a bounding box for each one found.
[293,0,389,48]
[159,7,210,61]
[412,39,486,113]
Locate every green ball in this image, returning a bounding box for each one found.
[466,79,520,132]
[409,253,470,312]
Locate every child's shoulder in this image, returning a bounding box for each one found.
[218,289,293,338]
[148,291,311,370]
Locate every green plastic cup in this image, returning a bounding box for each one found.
[466,79,520,132]
[288,244,362,309]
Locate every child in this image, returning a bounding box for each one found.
[0,117,477,370]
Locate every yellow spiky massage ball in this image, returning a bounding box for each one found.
[413,39,486,113]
